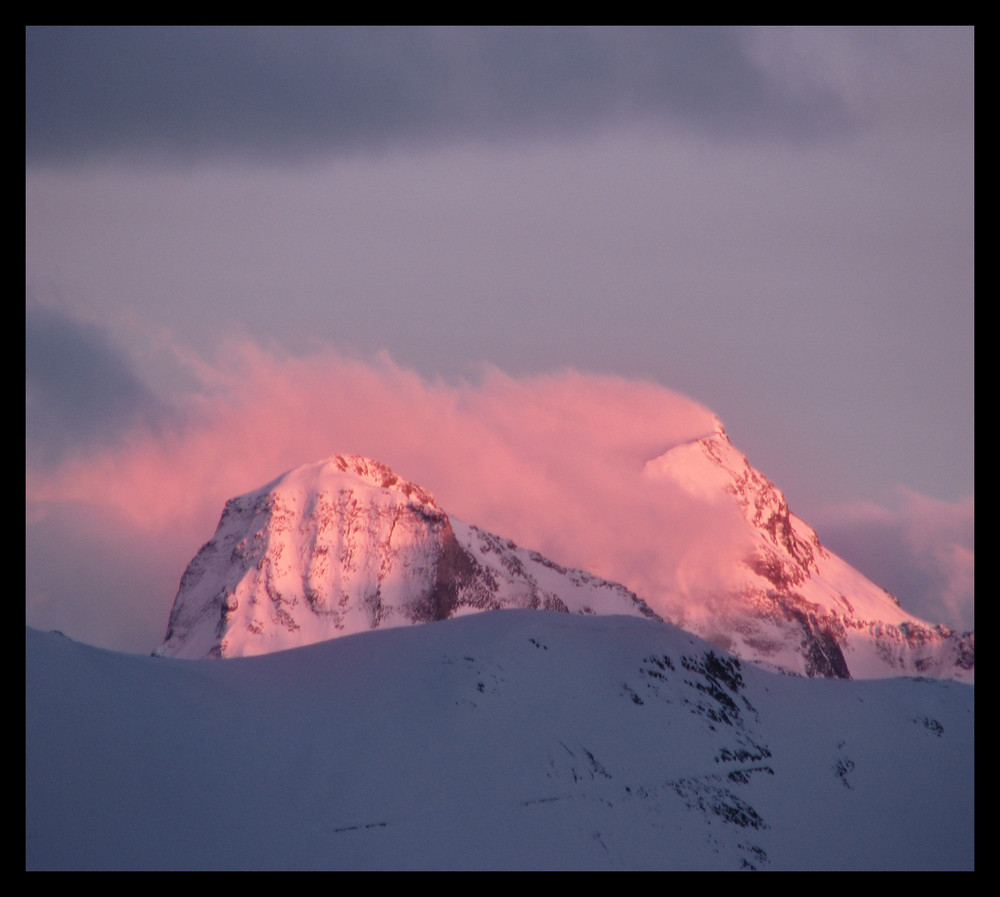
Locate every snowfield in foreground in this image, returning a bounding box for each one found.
[27,611,973,871]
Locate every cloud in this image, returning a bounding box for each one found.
[26,500,196,654]
[812,490,974,631]
[27,336,971,652]
[26,339,759,651]
[26,26,858,165]
[25,303,169,467]
[744,26,974,131]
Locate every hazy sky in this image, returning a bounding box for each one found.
[26,26,974,652]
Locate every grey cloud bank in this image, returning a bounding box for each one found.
[26,304,167,465]
[26,26,858,164]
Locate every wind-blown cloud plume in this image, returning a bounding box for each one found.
[26,338,757,651]
[26,333,972,652]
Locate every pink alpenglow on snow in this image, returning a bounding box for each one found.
[641,420,972,680]
[155,424,973,681]
[155,455,660,659]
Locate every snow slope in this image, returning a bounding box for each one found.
[27,612,974,871]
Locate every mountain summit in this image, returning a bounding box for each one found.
[156,435,972,681]
[155,454,658,659]
[641,420,972,681]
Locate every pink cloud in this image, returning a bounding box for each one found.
[811,489,974,631]
[29,340,969,650]
[28,342,760,650]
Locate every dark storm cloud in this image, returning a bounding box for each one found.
[26,304,165,463]
[25,26,854,163]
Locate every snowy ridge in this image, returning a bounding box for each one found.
[27,613,975,870]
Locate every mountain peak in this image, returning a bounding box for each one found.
[155,428,972,680]
[644,428,972,681]
[264,454,440,509]
[155,454,658,659]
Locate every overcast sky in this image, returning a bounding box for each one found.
[25,26,974,652]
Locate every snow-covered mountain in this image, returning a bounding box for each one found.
[155,455,659,660]
[155,433,972,682]
[26,612,975,870]
[29,424,974,870]
[642,420,973,681]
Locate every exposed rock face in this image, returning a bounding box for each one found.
[155,455,659,659]
[643,420,973,681]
